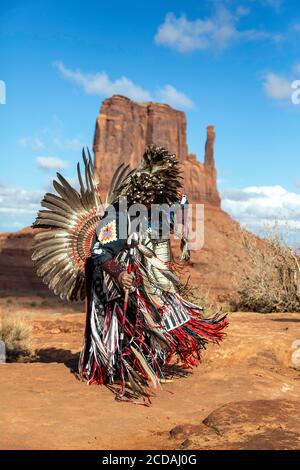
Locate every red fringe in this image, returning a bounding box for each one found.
[167,314,228,368]
[81,263,229,399]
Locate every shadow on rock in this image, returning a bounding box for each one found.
[271,318,300,323]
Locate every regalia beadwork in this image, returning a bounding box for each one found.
[98,220,117,245]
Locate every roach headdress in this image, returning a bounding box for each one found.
[118,145,182,206]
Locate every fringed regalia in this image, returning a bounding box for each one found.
[32,146,227,402]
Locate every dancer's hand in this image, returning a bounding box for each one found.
[118,271,135,290]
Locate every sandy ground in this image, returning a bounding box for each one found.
[0,294,300,450]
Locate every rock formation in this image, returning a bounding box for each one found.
[0,228,48,292]
[93,95,220,206]
[0,95,250,298]
[181,125,220,206]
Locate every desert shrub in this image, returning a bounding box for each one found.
[184,285,212,310]
[36,291,47,298]
[0,316,34,361]
[180,282,223,316]
[235,225,300,312]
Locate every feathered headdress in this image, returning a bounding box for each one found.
[117,145,182,206]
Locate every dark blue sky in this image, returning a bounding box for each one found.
[1,0,300,233]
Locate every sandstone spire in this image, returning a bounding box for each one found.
[204,125,216,167]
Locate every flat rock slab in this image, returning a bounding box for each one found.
[170,399,300,450]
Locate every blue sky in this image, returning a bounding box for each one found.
[1,0,300,235]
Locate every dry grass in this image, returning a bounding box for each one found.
[184,285,213,310]
[234,224,300,313]
[180,282,228,316]
[0,316,35,361]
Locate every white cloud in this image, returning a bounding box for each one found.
[154,6,281,53]
[262,66,300,104]
[0,182,43,231]
[0,174,81,232]
[292,62,300,74]
[157,85,194,109]
[263,0,282,10]
[263,72,293,100]
[19,137,45,150]
[54,61,152,102]
[222,188,268,202]
[19,117,83,155]
[36,156,70,171]
[292,23,300,33]
[53,136,83,151]
[54,61,195,110]
[222,185,300,232]
[236,6,250,17]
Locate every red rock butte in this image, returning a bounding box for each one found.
[93,95,220,207]
[0,94,251,299]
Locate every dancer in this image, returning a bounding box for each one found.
[32,146,227,402]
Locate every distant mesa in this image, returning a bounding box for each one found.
[93,95,220,207]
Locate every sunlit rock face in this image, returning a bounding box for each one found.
[93,95,220,206]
